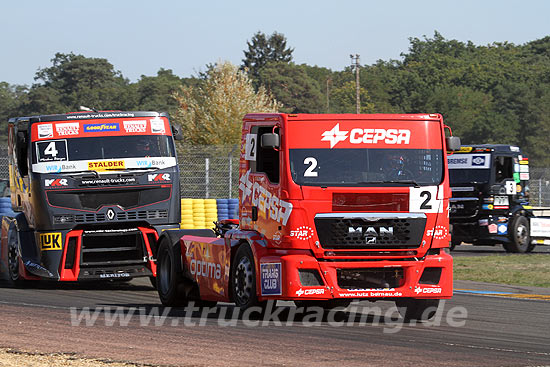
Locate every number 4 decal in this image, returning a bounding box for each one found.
[410,186,441,213]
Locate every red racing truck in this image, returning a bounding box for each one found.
[156,113,460,320]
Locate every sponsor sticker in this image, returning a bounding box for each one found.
[37,124,54,139]
[261,263,282,295]
[290,226,314,240]
[56,122,80,136]
[88,160,125,171]
[448,154,491,169]
[295,288,325,297]
[40,232,62,251]
[83,123,120,132]
[414,286,442,295]
[321,123,411,148]
[497,224,508,235]
[45,178,68,187]
[150,117,165,134]
[425,225,448,240]
[488,223,498,234]
[123,120,147,133]
[148,173,171,182]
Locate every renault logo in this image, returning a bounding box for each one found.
[106,209,116,220]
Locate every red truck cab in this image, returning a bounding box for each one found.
[156,113,459,320]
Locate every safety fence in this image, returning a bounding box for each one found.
[1,145,550,206]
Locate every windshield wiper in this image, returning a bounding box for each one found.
[359,180,421,188]
[63,170,100,178]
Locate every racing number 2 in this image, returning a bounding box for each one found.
[410,186,439,213]
[420,191,432,210]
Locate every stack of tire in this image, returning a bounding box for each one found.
[192,199,206,229]
[204,199,218,229]
[0,197,16,219]
[216,199,230,221]
[180,198,194,229]
[228,198,239,219]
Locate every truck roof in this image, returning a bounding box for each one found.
[244,113,443,122]
[458,144,521,154]
[9,111,168,124]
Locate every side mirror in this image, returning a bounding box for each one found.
[446,136,461,151]
[261,133,280,149]
[171,124,183,141]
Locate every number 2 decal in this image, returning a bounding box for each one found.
[245,134,257,161]
[410,186,440,213]
[419,191,432,210]
[304,157,318,177]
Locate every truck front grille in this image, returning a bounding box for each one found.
[80,229,147,267]
[314,213,425,250]
[54,210,168,224]
[46,186,171,211]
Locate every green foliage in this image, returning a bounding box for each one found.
[172,61,281,146]
[242,31,294,83]
[259,62,324,113]
[330,81,375,114]
[134,68,185,115]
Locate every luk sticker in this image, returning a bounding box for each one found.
[261,263,281,296]
[40,232,62,251]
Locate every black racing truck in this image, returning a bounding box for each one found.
[448,144,535,253]
[1,111,182,284]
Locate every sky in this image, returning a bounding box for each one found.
[1,0,550,86]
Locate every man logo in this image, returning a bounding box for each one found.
[40,233,62,251]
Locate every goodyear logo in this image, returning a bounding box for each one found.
[88,160,125,171]
[40,233,62,251]
[83,123,120,132]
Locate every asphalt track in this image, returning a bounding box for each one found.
[0,276,549,366]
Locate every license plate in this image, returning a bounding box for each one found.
[494,196,509,206]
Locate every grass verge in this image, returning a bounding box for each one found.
[453,254,550,288]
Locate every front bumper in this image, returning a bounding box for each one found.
[256,248,453,301]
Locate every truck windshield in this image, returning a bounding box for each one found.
[32,135,175,164]
[449,169,491,184]
[289,148,443,186]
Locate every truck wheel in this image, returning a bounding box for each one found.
[450,239,460,251]
[7,223,22,283]
[395,298,440,321]
[231,244,264,310]
[506,216,534,253]
[156,237,187,306]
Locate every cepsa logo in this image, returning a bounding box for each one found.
[88,160,125,171]
[148,173,171,182]
[321,123,411,148]
[45,178,68,187]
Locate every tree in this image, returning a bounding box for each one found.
[172,61,281,145]
[330,81,375,114]
[33,52,134,111]
[242,31,294,83]
[134,68,184,115]
[258,62,324,113]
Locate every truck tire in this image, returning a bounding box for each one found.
[231,244,265,311]
[450,239,461,251]
[7,222,22,283]
[156,236,187,306]
[505,215,534,253]
[395,298,440,321]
